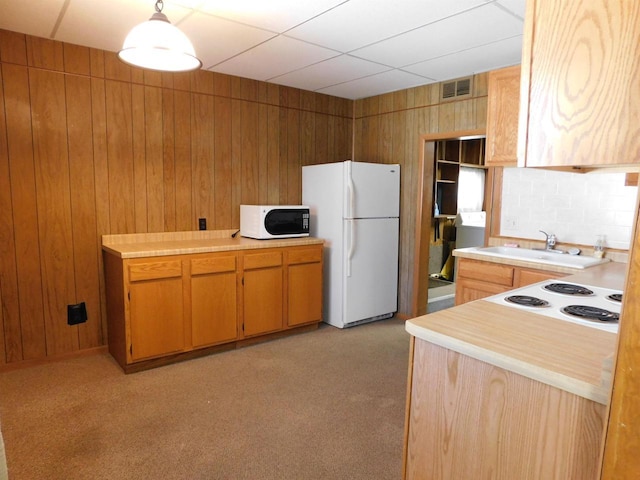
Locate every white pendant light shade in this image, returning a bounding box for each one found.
[118,3,202,72]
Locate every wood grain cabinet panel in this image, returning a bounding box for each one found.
[455,257,565,305]
[191,255,238,348]
[287,247,323,327]
[288,247,322,265]
[128,260,182,282]
[515,268,562,287]
[243,251,283,270]
[456,259,514,286]
[485,65,520,167]
[405,339,605,479]
[518,0,640,168]
[129,271,184,361]
[242,250,284,337]
[454,277,512,306]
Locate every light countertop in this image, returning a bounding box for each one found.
[406,262,627,404]
[102,230,324,258]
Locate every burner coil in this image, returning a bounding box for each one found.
[561,305,619,322]
[543,283,594,296]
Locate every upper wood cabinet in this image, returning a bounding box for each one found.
[518,0,640,168]
[486,65,520,167]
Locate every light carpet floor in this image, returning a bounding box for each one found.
[0,318,410,480]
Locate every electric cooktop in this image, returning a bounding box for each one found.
[484,281,622,333]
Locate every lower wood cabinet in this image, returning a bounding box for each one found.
[404,338,605,479]
[128,260,185,361]
[287,247,323,327]
[190,254,238,348]
[455,258,563,305]
[104,243,323,372]
[242,250,284,337]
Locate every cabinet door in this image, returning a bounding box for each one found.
[519,0,640,168]
[486,65,520,167]
[128,260,184,361]
[287,247,323,327]
[191,254,238,347]
[243,251,283,337]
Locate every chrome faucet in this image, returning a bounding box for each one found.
[539,230,557,250]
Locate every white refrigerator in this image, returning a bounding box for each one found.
[302,161,400,328]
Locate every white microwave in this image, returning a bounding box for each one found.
[240,205,310,239]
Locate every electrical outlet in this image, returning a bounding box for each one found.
[504,216,518,230]
[67,302,87,325]
[198,218,207,230]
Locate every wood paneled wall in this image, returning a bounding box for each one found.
[0,29,353,365]
[353,79,488,317]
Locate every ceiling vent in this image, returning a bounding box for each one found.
[440,76,473,101]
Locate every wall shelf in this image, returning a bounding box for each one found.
[434,137,486,216]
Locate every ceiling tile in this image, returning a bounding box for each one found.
[178,11,276,69]
[172,0,205,8]
[270,54,391,92]
[286,0,489,52]
[350,3,523,68]
[495,0,527,19]
[317,69,433,100]
[0,0,67,38]
[403,36,523,81]
[212,35,338,81]
[194,0,346,32]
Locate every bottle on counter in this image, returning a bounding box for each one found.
[594,235,606,258]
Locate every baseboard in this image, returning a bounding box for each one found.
[0,346,109,373]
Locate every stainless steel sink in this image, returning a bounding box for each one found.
[467,246,610,269]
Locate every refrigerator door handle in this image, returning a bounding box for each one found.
[346,163,355,219]
[346,219,356,277]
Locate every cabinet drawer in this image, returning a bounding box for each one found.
[191,255,236,276]
[455,278,513,305]
[516,268,562,288]
[457,260,514,287]
[128,260,182,282]
[288,247,322,265]
[243,251,283,270]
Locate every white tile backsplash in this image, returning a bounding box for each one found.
[500,168,638,250]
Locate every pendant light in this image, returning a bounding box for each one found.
[118,0,202,72]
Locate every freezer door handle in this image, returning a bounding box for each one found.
[346,163,355,219]
[346,219,356,277]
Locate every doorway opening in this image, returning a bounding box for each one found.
[411,129,488,317]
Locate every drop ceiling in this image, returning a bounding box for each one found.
[0,0,526,100]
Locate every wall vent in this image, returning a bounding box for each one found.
[440,76,473,101]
